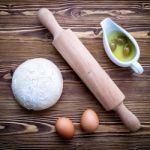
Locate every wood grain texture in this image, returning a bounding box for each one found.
[0,0,150,150]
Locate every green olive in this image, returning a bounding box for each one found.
[117,35,127,45]
[109,39,117,51]
[123,44,131,56]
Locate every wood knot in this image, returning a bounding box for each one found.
[6,4,13,9]
[67,8,81,17]
[93,28,101,35]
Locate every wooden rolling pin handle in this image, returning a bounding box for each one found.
[114,103,141,132]
[38,8,63,39]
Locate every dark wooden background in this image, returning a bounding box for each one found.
[0,0,150,149]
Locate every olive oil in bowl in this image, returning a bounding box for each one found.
[108,31,135,62]
[101,18,144,74]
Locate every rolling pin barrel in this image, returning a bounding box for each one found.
[38,8,141,132]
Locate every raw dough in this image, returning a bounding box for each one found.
[12,58,63,110]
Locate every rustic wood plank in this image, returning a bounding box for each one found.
[0,0,150,150]
[0,1,150,26]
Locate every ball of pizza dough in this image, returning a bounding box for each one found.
[12,58,63,111]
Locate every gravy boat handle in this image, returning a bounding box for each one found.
[130,61,144,74]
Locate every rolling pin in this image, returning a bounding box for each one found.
[38,8,141,132]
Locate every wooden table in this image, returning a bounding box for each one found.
[0,1,150,149]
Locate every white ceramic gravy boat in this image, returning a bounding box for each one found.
[100,18,144,74]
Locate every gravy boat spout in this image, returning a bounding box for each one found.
[100,18,144,74]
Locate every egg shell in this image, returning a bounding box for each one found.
[80,109,99,133]
[55,117,75,139]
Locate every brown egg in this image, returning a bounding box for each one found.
[80,109,99,133]
[55,117,75,139]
